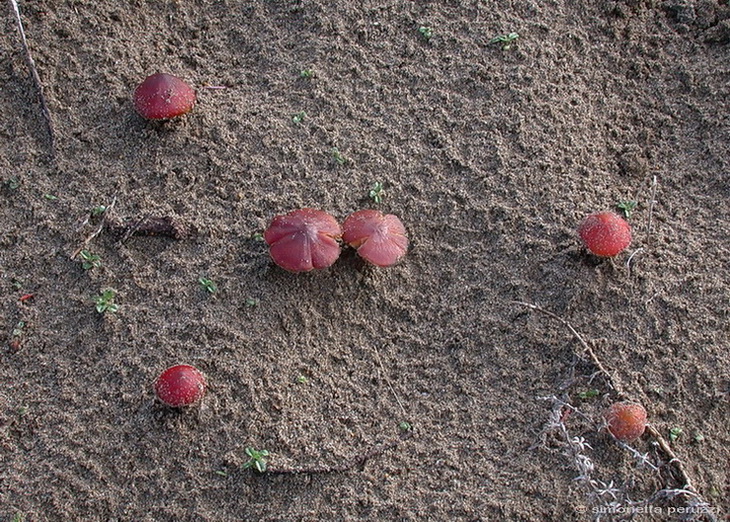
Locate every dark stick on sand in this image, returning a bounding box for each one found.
[7,0,56,157]
[106,216,191,242]
[267,431,413,475]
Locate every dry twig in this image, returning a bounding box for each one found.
[7,0,55,156]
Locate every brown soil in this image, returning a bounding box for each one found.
[1,1,728,520]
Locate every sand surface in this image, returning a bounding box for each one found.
[1,1,729,520]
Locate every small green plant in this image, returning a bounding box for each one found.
[398,421,413,432]
[243,447,270,473]
[245,297,259,307]
[79,250,101,270]
[331,147,348,165]
[368,182,385,204]
[91,205,107,216]
[418,26,433,40]
[214,469,228,477]
[296,375,309,384]
[95,289,119,314]
[199,277,218,294]
[292,111,307,124]
[490,32,520,50]
[669,427,683,443]
[617,200,637,219]
[577,389,600,400]
[693,432,705,443]
[300,68,315,79]
[43,193,58,201]
[6,176,20,190]
[251,232,264,242]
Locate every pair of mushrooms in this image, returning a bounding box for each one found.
[265,208,408,272]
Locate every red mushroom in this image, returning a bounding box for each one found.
[605,402,647,442]
[264,208,342,272]
[133,73,196,120]
[342,209,408,267]
[578,211,632,257]
[154,364,206,407]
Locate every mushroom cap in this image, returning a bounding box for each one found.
[134,73,196,120]
[578,211,632,257]
[264,208,342,272]
[154,364,206,407]
[342,209,408,267]
[605,402,647,442]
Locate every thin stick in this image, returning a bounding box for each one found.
[512,301,619,394]
[7,0,56,155]
[373,345,408,418]
[646,175,658,239]
[268,431,412,475]
[70,196,117,259]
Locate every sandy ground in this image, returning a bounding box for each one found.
[1,1,729,520]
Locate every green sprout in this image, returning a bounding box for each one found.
[243,447,270,473]
[331,147,348,165]
[617,200,638,219]
[418,26,433,40]
[245,297,259,307]
[300,68,315,79]
[91,205,107,217]
[292,111,307,124]
[369,182,385,204]
[577,389,600,400]
[669,427,683,443]
[79,250,101,270]
[43,193,58,201]
[95,289,119,314]
[251,232,264,242]
[398,421,413,432]
[490,32,520,50]
[296,375,309,384]
[199,277,218,294]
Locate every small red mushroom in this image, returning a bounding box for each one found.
[154,364,206,407]
[578,211,632,257]
[342,209,408,267]
[605,402,647,442]
[133,73,196,120]
[264,208,342,272]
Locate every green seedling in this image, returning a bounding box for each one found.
[292,111,307,124]
[418,26,433,40]
[44,193,58,201]
[300,68,315,79]
[694,432,705,443]
[6,177,20,190]
[577,389,600,400]
[91,205,107,217]
[79,250,101,270]
[199,277,218,294]
[214,469,228,477]
[490,32,520,50]
[245,297,259,307]
[368,182,385,204]
[331,147,348,165]
[296,375,309,384]
[669,427,683,443]
[95,289,119,314]
[617,200,637,219]
[243,447,270,473]
[398,421,413,432]
[251,232,264,242]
